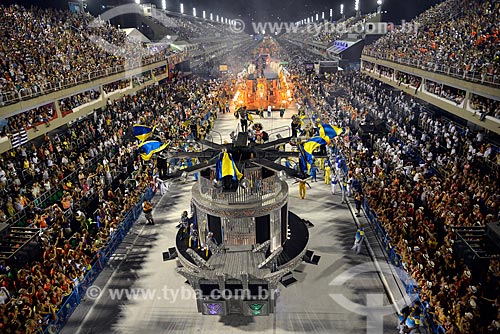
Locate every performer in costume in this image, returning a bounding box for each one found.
[324,163,331,185]
[310,163,318,182]
[205,231,219,257]
[177,211,189,240]
[331,172,338,194]
[298,180,311,199]
[351,225,365,254]
[199,219,207,249]
[188,223,200,249]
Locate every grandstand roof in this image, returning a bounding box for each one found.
[122,28,151,43]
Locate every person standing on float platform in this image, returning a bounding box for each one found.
[239,107,248,132]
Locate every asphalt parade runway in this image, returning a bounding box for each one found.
[62,108,401,334]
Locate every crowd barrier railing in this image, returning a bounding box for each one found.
[43,186,155,334]
[334,149,444,334]
[361,199,444,333]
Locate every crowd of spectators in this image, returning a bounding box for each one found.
[167,16,237,42]
[364,0,500,84]
[0,4,175,102]
[378,65,394,78]
[396,72,421,89]
[470,94,500,119]
[152,65,167,77]
[292,67,500,333]
[0,105,144,333]
[424,80,466,105]
[2,104,55,136]
[364,61,500,119]
[102,79,131,94]
[59,89,101,115]
[0,72,229,333]
[132,72,153,87]
[168,16,204,40]
[0,5,498,331]
[274,38,499,331]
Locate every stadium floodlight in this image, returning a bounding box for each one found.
[340,4,344,15]
[193,7,196,17]
[210,13,213,20]
[377,0,382,4]
[330,8,333,17]
[355,0,359,11]
[322,11,324,19]
[216,15,219,22]
[315,13,318,21]
[311,16,313,22]
[203,10,206,19]
[135,0,140,4]
[161,0,166,10]
[180,3,184,14]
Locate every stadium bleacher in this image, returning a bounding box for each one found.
[363,0,500,86]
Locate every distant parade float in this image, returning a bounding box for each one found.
[233,38,292,112]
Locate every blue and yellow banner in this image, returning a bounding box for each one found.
[299,136,327,173]
[318,123,343,143]
[138,140,169,161]
[216,151,243,181]
[133,124,155,142]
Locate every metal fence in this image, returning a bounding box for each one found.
[198,174,282,205]
[43,187,155,334]
[361,200,445,334]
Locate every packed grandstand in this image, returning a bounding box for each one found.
[0,1,499,334]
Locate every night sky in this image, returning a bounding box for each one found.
[5,0,442,25]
